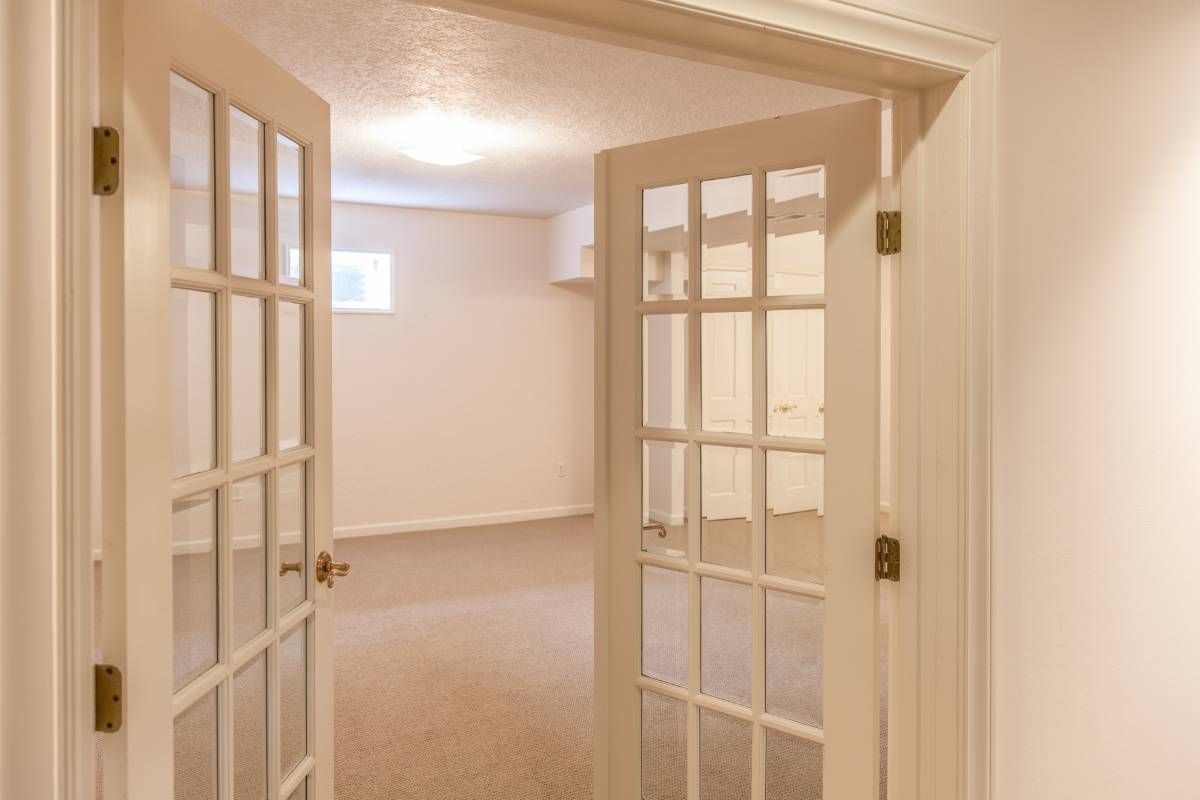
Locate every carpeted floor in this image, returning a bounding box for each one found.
[115,512,888,799]
[332,515,596,800]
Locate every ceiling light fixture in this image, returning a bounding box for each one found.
[399,146,483,166]
[380,109,517,167]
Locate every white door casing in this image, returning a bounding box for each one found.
[98,1,333,798]
[598,99,881,798]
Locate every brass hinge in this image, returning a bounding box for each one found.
[876,210,901,255]
[94,664,123,733]
[875,535,900,582]
[92,126,120,196]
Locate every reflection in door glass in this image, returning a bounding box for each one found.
[765,727,822,800]
[701,174,752,298]
[642,440,687,557]
[765,450,825,583]
[231,294,266,462]
[765,589,823,728]
[699,708,752,800]
[277,134,304,285]
[229,106,265,279]
[173,491,218,691]
[278,461,307,614]
[642,183,689,300]
[700,445,752,570]
[171,288,217,478]
[767,309,824,439]
[642,313,687,430]
[766,166,825,296]
[280,621,308,778]
[174,689,218,800]
[641,691,687,800]
[278,301,306,450]
[169,72,215,271]
[700,577,752,707]
[701,312,752,434]
[642,565,689,687]
[231,473,267,649]
[232,653,268,800]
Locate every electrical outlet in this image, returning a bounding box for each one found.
[556,462,566,478]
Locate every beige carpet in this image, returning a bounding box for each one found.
[106,513,889,799]
[331,515,596,800]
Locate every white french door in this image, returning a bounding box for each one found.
[598,100,881,799]
[99,0,333,798]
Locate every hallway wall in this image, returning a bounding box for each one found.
[331,202,594,536]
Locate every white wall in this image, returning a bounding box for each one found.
[704,1,1200,798]
[331,202,594,536]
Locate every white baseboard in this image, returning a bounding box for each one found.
[334,503,594,540]
[91,505,594,559]
[92,530,304,561]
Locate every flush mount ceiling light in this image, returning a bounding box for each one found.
[399,146,482,166]
[380,109,515,167]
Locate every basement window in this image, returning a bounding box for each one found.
[331,250,394,312]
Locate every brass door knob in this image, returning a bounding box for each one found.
[279,561,302,577]
[315,551,350,588]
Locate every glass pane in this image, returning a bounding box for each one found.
[642,565,688,687]
[643,183,688,300]
[277,134,304,285]
[230,107,265,279]
[173,492,217,691]
[232,474,267,649]
[701,175,752,298]
[169,73,214,271]
[642,313,687,430]
[278,462,307,614]
[232,295,266,462]
[701,312,752,434]
[233,653,267,800]
[700,577,752,707]
[767,309,824,439]
[766,451,825,583]
[765,589,823,728]
[642,440,687,557]
[171,289,216,478]
[765,728,823,800]
[278,301,306,450]
[641,691,687,800]
[174,690,217,800]
[699,708,751,800]
[767,166,825,296]
[280,621,308,778]
[700,445,751,570]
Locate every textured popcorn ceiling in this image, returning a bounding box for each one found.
[199,0,865,218]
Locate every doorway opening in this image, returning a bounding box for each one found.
[88,1,899,799]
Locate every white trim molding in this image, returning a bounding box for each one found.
[334,504,595,539]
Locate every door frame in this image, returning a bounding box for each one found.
[6,0,994,799]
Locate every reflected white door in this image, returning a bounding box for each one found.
[99,1,333,798]
[598,100,881,799]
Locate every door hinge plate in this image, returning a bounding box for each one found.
[875,535,900,582]
[92,126,120,196]
[876,210,901,255]
[94,664,123,733]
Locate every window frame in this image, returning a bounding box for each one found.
[330,248,396,314]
